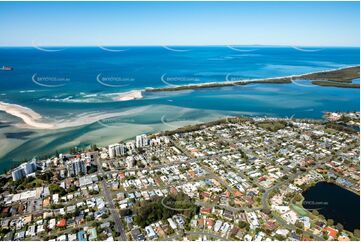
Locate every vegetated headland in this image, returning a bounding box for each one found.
[145,66,360,92]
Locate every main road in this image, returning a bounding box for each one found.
[96,158,127,240]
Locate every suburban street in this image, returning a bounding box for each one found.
[96,158,127,240]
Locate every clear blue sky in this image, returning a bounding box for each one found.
[0,1,359,47]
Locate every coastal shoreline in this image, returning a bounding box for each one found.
[0,101,150,130]
[145,65,360,92]
[0,66,359,130]
[0,112,359,177]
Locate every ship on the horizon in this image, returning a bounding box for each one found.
[1,66,13,71]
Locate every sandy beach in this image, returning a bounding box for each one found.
[0,101,149,130]
[0,101,55,129]
[113,90,143,101]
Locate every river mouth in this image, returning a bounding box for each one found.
[302,182,360,232]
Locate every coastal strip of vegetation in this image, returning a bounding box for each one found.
[146,77,292,92]
[145,66,360,92]
[311,80,359,88]
[301,66,359,83]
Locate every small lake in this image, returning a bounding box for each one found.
[302,182,360,232]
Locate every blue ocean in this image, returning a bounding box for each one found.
[0,46,359,171]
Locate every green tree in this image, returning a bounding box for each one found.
[353,229,360,238]
[336,223,344,231]
[327,219,334,226]
[238,221,249,229]
[49,184,67,196]
[312,209,319,216]
[294,193,303,202]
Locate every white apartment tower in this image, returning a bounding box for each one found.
[108,144,116,158]
[67,158,86,177]
[136,134,148,148]
[109,143,126,158]
[11,159,37,181]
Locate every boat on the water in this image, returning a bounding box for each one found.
[1,66,13,71]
